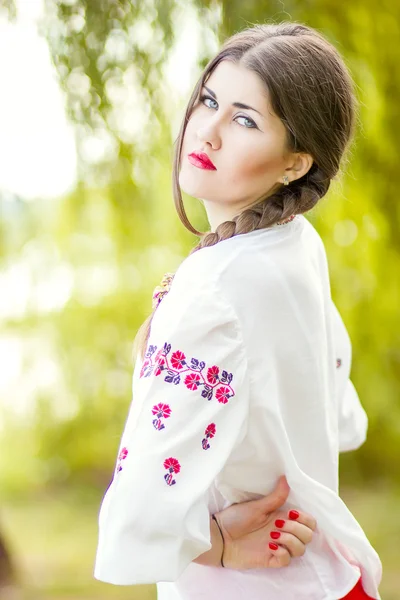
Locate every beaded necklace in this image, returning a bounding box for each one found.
[276,214,296,225]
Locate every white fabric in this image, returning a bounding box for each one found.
[94,214,382,599]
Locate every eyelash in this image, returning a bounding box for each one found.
[198,94,258,130]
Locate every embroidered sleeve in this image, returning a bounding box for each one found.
[94,277,250,585]
[331,299,368,452]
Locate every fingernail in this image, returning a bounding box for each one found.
[269,542,279,550]
[270,531,281,539]
[289,510,299,520]
[275,519,285,528]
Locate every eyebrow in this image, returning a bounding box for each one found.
[203,85,264,118]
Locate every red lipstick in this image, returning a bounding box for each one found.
[188,152,216,170]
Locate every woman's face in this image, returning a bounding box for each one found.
[179,60,311,230]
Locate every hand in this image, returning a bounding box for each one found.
[214,475,317,570]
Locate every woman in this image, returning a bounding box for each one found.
[94,21,382,599]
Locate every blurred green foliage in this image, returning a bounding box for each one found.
[0,0,400,491]
[0,0,399,595]
[1,0,399,493]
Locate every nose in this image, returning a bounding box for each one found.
[196,119,222,151]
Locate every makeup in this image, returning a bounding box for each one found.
[188,152,217,170]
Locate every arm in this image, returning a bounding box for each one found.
[194,476,318,570]
[95,269,319,584]
[94,277,250,584]
[193,516,224,566]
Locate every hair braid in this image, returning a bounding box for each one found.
[132,21,358,363]
[132,163,331,363]
[189,163,330,254]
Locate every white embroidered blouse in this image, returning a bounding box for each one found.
[94,214,382,600]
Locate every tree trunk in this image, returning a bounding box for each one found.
[0,530,16,588]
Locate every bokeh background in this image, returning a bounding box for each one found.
[0,0,399,598]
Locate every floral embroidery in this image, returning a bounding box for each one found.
[163,457,181,486]
[140,343,235,403]
[336,358,342,368]
[202,423,216,450]
[117,447,128,472]
[152,402,172,430]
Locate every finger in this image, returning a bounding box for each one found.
[286,509,317,532]
[257,476,290,515]
[273,518,314,545]
[268,531,306,558]
[266,543,291,568]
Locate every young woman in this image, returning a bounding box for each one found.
[94,21,382,600]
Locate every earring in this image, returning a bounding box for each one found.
[282,175,290,186]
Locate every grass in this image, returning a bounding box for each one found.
[1,483,398,599]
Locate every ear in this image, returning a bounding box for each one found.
[284,152,314,183]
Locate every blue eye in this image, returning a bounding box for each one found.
[198,94,258,130]
[200,94,218,110]
[235,116,256,129]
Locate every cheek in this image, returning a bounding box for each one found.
[228,146,284,189]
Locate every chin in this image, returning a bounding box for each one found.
[178,168,211,200]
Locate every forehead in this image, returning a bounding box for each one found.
[204,60,273,116]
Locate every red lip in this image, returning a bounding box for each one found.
[188,152,216,170]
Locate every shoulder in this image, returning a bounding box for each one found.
[174,215,309,287]
[169,215,329,323]
[180,215,324,284]
[159,215,330,351]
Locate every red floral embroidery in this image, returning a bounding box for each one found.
[152,402,172,430]
[119,447,128,460]
[215,386,231,404]
[336,358,342,368]
[163,457,181,486]
[117,447,129,472]
[140,343,235,403]
[184,372,201,390]
[207,365,220,384]
[171,350,186,370]
[202,423,216,450]
[154,358,166,376]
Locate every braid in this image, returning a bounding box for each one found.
[190,163,330,255]
[132,19,358,364]
[132,163,330,364]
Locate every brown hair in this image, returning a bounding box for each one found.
[132,20,359,363]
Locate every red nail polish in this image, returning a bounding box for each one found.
[269,542,279,550]
[275,519,285,528]
[289,510,299,520]
[270,531,281,539]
